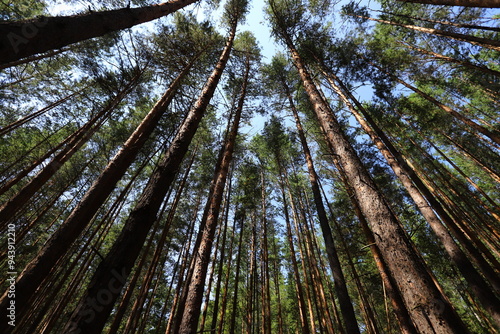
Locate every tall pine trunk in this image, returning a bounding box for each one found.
[284,81,361,334]
[0,0,200,64]
[321,66,500,327]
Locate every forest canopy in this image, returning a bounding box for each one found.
[0,0,499,333]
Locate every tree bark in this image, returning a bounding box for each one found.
[285,81,361,334]
[0,0,201,64]
[321,66,500,328]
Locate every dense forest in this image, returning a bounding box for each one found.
[0,0,499,333]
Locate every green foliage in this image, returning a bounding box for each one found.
[0,0,46,20]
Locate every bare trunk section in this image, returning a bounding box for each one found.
[284,81,361,334]
[0,0,200,64]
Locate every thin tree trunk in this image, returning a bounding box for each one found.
[0,0,201,64]
[228,213,246,334]
[259,171,272,334]
[164,196,201,334]
[279,190,312,334]
[287,186,319,334]
[367,58,500,145]
[0,47,71,70]
[285,81,361,334]
[209,173,233,334]
[216,205,237,334]
[198,225,222,333]
[0,87,82,137]
[355,14,500,51]
[399,41,500,79]
[0,76,139,227]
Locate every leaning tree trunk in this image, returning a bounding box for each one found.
[399,42,500,79]
[0,51,200,333]
[0,74,139,229]
[269,6,471,330]
[366,59,500,146]
[62,26,236,333]
[354,14,500,51]
[0,0,200,64]
[396,0,500,7]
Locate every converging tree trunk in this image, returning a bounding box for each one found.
[0,74,140,228]
[284,81,361,334]
[62,25,236,333]
[268,2,471,331]
[0,52,201,332]
[320,65,500,327]
[177,41,250,334]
